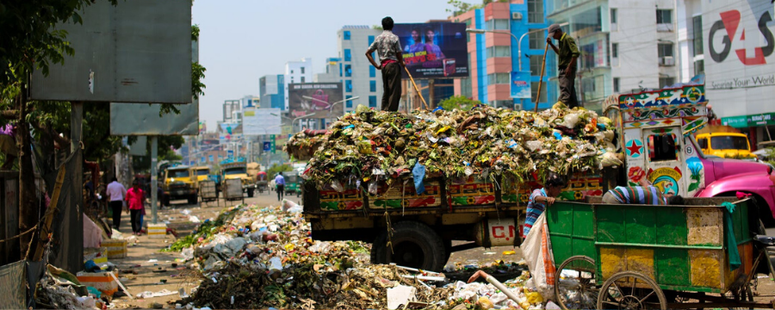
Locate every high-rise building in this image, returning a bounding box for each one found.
[450,1,557,110]
[259,74,286,110]
[284,58,313,110]
[546,0,687,111]
[222,100,240,122]
[338,26,383,112]
[314,57,342,83]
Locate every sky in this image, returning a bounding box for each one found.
[193,0,453,132]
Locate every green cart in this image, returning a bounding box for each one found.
[547,197,773,310]
[284,172,301,197]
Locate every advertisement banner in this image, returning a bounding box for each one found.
[288,83,343,119]
[704,1,775,118]
[393,23,469,78]
[511,71,531,99]
[243,108,282,135]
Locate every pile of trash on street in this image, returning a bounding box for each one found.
[286,104,622,188]
[167,201,580,309]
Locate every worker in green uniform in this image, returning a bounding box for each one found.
[546,24,580,108]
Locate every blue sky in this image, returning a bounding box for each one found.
[193,0,453,131]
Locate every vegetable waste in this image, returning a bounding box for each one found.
[286,105,621,188]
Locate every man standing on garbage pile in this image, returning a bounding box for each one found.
[523,173,566,238]
[275,172,285,202]
[125,179,146,236]
[601,179,684,205]
[366,16,405,112]
[106,177,127,229]
[546,23,579,108]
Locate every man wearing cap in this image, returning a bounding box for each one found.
[546,24,580,108]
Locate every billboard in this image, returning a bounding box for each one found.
[393,23,469,78]
[704,0,775,118]
[30,0,192,103]
[511,71,531,99]
[288,83,343,119]
[243,108,282,135]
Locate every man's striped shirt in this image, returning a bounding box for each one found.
[607,186,667,205]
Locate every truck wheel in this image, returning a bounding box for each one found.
[247,188,255,198]
[188,194,198,205]
[162,195,170,207]
[370,221,447,271]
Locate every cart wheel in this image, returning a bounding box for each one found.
[597,271,667,310]
[555,255,598,310]
[727,283,753,310]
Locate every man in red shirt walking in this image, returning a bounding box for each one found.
[125,179,146,236]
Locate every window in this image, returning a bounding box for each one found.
[345,80,353,93]
[290,70,294,74]
[488,73,510,84]
[369,66,376,78]
[531,81,547,103]
[486,19,509,31]
[492,100,513,108]
[697,138,708,149]
[343,30,351,40]
[658,43,673,57]
[461,77,473,98]
[613,77,620,93]
[344,65,352,77]
[301,67,305,74]
[611,42,619,66]
[610,8,618,31]
[711,136,750,150]
[694,59,705,76]
[528,0,544,24]
[486,46,511,58]
[529,31,545,50]
[301,77,305,83]
[648,133,678,162]
[370,80,377,92]
[659,77,675,88]
[692,16,703,56]
[346,95,353,108]
[344,49,352,61]
[369,95,377,108]
[530,55,542,75]
[656,9,673,31]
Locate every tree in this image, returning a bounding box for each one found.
[266,163,293,178]
[131,136,186,173]
[439,95,481,111]
[446,0,507,16]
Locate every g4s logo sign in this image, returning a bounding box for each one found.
[709,10,775,65]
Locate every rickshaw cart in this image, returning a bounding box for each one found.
[256,171,268,194]
[222,178,244,204]
[198,180,219,207]
[548,197,775,310]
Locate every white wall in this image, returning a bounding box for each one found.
[284,58,313,110]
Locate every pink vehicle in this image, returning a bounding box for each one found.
[614,84,775,223]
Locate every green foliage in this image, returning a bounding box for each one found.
[266,163,293,178]
[191,24,200,41]
[131,136,185,173]
[764,147,775,167]
[439,95,480,111]
[372,25,383,30]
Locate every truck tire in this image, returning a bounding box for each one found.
[247,188,255,198]
[370,221,447,271]
[188,194,198,205]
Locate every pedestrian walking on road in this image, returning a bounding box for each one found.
[546,24,580,108]
[366,16,405,112]
[106,177,127,229]
[125,179,146,236]
[275,173,285,202]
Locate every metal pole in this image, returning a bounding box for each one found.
[71,101,84,267]
[150,136,158,224]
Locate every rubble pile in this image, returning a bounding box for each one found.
[286,104,621,188]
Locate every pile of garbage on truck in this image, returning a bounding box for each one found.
[164,201,587,309]
[286,104,622,188]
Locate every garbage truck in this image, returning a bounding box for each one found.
[161,164,198,206]
[220,157,256,197]
[298,84,775,271]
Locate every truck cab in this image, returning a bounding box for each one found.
[695,132,756,160]
[161,165,198,206]
[220,158,255,197]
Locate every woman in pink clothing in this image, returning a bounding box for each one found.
[125,179,146,236]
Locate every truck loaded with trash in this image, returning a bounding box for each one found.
[285,83,775,272]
